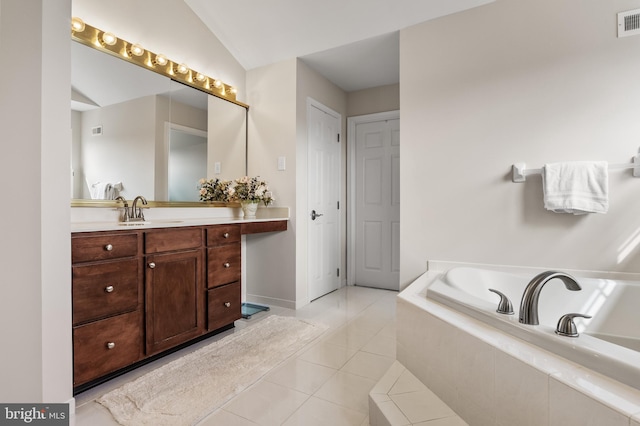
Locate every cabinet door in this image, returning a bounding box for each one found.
[145,249,205,355]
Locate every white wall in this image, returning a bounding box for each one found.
[0,0,72,403]
[400,0,640,287]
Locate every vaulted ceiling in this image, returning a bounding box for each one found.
[184,0,494,92]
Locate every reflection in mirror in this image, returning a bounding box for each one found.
[70,40,247,203]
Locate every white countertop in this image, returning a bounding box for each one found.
[71,206,289,233]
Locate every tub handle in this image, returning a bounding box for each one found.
[488,289,514,315]
[555,313,592,337]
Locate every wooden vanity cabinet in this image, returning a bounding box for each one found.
[206,225,242,331]
[71,220,286,391]
[71,231,143,387]
[144,227,205,355]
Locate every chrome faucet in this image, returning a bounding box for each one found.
[114,196,148,222]
[518,271,581,325]
[131,195,148,221]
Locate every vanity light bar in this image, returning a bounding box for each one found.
[70,17,247,108]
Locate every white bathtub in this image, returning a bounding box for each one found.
[397,262,640,425]
[427,265,640,390]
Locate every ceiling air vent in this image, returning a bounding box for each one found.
[618,9,640,37]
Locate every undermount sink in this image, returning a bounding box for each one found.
[117,219,184,226]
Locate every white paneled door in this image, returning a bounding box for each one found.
[354,113,400,290]
[307,99,341,301]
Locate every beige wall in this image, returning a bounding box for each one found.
[0,0,72,403]
[246,59,298,307]
[79,96,157,199]
[347,83,400,117]
[244,59,347,309]
[400,0,640,287]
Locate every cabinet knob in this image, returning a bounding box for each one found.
[106,342,116,349]
[223,262,230,268]
[105,244,113,251]
[224,302,231,308]
[105,285,114,293]
[148,262,156,269]
[223,232,230,238]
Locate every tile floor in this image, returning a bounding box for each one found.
[73,285,398,426]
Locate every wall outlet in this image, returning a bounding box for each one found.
[214,162,221,174]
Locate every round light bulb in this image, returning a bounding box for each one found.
[195,73,206,82]
[102,32,117,46]
[155,54,168,66]
[71,17,85,33]
[176,63,189,75]
[213,79,223,89]
[130,43,144,57]
[230,87,237,95]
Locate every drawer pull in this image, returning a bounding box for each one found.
[223,262,230,268]
[105,244,113,251]
[148,262,156,269]
[223,232,230,238]
[106,342,116,349]
[224,302,231,308]
[105,285,114,293]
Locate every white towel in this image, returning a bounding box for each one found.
[90,181,108,199]
[90,181,123,200]
[542,161,608,214]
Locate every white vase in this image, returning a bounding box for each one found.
[241,201,259,219]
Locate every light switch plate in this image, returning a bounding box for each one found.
[277,156,286,171]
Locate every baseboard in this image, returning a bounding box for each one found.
[246,294,296,310]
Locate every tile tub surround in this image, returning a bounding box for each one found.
[369,360,467,426]
[397,265,640,426]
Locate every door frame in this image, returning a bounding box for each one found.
[347,110,400,286]
[306,97,342,301]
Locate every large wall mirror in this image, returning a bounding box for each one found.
[71,40,247,204]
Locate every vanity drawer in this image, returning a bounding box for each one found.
[207,243,241,288]
[73,310,142,386]
[72,259,140,325]
[206,225,241,246]
[72,232,139,263]
[207,282,241,331]
[144,227,203,254]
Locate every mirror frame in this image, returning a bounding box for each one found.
[70,19,249,207]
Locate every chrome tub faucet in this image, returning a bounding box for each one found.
[519,271,581,325]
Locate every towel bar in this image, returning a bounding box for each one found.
[512,156,640,183]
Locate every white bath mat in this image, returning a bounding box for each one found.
[97,315,327,425]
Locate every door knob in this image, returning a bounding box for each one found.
[311,210,324,220]
[148,262,156,269]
